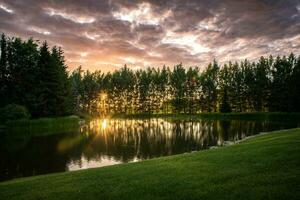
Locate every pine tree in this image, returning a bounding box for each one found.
[0,34,8,107]
[51,46,72,115]
[36,42,58,116]
[220,88,231,113]
[170,64,186,113]
[288,54,300,112]
[200,60,219,112]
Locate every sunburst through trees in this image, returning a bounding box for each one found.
[1,34,300,118]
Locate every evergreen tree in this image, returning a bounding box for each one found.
[51,46,72,115]
[170,64,186,113]
[289,55,300,112]
[269,56,292,112]
[0,34,8,107]
[3,33,299,116]
[36,42,71,117]
[200,60,219,112]
[220,88,231,113]
[70,66,84,114]
[186,67,199,114]
[247,57,270,111]
[36,42,55,116]
[138,69,152,113]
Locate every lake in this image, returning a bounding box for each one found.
[0,118,299,182]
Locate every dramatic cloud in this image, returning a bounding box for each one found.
[0,0,299,71]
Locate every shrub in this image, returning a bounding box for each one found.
[0,104,31,122]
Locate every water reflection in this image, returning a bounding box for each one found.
[0,118,298,181]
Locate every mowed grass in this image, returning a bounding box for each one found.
[0,129,300,200]
[2,115,80,136]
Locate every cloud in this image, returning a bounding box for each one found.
[0,0,299,71]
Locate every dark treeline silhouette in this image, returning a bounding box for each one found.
[1,34,300,117]
[0,34,71,117]
[71,55,300,115]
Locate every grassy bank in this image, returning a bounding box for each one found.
[113,112,300,121]
[0,128,299,200]
[1,115,81,136]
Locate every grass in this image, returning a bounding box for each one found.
[113,112,300,121]
[0,128,299,200]
[1,115,81,136]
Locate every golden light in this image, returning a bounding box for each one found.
[100,92,107,101]
[161,31,210,55]
[101,119,107,130]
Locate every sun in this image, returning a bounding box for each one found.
[101,119,107,130]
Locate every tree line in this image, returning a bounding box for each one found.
[1,34,300,118]
[71,54,300,115]
[0,34,71,118]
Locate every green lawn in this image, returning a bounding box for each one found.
[2,115,80,136]
[1,128,300,200]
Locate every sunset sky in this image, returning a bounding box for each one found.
[0,0,299,72]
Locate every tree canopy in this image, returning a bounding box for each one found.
[0,34,71,117]
[1,33,300,117]
[70,54,300,115]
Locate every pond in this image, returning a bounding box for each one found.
[0,118,299,182]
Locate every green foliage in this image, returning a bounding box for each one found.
[5,115,80,136]
[70,53,300,116]
[290,55,300,112]
[170,64,186,113]
[199,60,219,112]
[0,34,72,117]
[0,34,8,107]
[0,104,30,122]
[219,89,231,113]
[269,54,297,112]
[1,33,299,116]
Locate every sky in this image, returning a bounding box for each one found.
[0,0,300,72]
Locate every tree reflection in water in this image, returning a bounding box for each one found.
[62,118,297,168]
[0,118,298,181]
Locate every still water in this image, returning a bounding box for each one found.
[0,118,299,182]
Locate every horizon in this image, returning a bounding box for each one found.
[1,1,300,198]
[0,0,299,72]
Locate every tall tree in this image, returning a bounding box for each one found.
[36,41,55,116]
[137,69,152,113]
[0,34,8,107]
[36,42,71,117]
[51,46,72,115]
[252,56,271,111]
[170,64,186,113]
[185,67,199,114]
[200,60,219,112]
[219,88,231,113]
[289,55,300,112]
[269,56,292,112]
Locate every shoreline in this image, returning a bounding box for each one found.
[1,128,299,199]
[112,112,300,121]
[1,127,299,183]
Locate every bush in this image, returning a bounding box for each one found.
[0,104,31,122]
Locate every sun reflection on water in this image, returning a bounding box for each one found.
[1,117,298,182]
[62,118,282,172]
[101,119,107,130]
